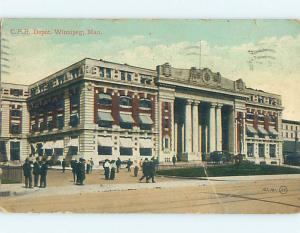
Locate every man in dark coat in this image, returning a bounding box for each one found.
[116,158,122,173]
[62,159,67,173]
[139,158,149,182]
[71,160,77,183]
[22,158,33,188]
[39,160,48,188]
[146,160,156,183]
[76,159,85,185]
[172,155,177,166]
[126,159,132,172]
[33,158,41,187]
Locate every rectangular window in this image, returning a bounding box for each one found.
[57,115,64,129]
[98,146,112,155]
[247,143,254,157]
[100,67,105,78]
[70,114,79,127]
[10,89,23,96]
[140,148,152,156]
[54,148,63,156]
[140,124,152,130]
[98,121,112,128]
[163,118,169,129]
[121,71,126,81]
[10,141,20,161]
[11,109,21,117]
[258,144,265,157]
[269,144,276,158]
[127,73,132,81]
[120,122,132,129]
[68,146,78,156]
[286,132,289,138]
[164,138,169,149]
[47,121,54,130]
[291,133,294,138]
[120,147,133,156]
[11,124,21,134]
[291,126,293,130]
[45,149,53,156]
[106,68,112,78]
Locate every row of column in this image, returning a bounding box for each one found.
[184,100,223,154]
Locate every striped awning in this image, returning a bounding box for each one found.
[139,138,153,148]
[268,127,279,136]
[257,126,268,135]
[120,113,134,123]
[98,136,113,147]
[97,111,113,122]
[139,115,153,125]
[246,125,257,134]
[53,140,64,149]
[98,93,112,100]
[120,137,134,147]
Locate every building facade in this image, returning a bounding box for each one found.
[0,58,286,165]
[282,119,300,158]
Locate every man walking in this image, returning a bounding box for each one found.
[116,158,121,173]
[139,158,149,182]
[172,155,177,166]
[22,158,33,188]
[33,158,41,187]
[146,159,156,183]
[71,160,77,183]
[62,159,67,173]
[127,159,132,172]
[103,159,110,180]
[40,160,48,188]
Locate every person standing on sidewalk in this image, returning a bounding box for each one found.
[22,158,33,188]
[172,155,177,166]
[90,158,94,173]
[146,159,156,183]
[103,159,110,180]
[33,158,41,187]
[62,159,67,173]
[40,160,48,188]
[116,158,122,173]
[110,160,116,180]
[139,158,149,182]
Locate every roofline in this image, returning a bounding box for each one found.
[282,119,300,125]
[1,82,29,87]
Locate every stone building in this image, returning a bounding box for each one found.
[0,58,286,165]
[281,119,300,158]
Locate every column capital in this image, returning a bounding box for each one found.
[216,103,223,109]
[210,102,218,108]
[192,100,201,105]
[186,99,193,105]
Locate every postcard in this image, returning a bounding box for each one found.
[0,19,299,213]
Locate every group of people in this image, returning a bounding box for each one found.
[22,157,48,188]
[139,157,157,183]
[70,158,93,185]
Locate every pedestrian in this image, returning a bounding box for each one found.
[90,158,94,173]
[76,159,86,185]
[86,160,91,174]
[62,158,67,173]
[33,158,41,187]
[139,158,149,182]
[133,160,139,177]
[127,159,132,172]
[40,159,48,188]
[103,159,110,180]
[22,158,33,188]
[110,160,116,180]
[146,159,156,183]
[172,155,177,166]
[71,160,77,183]
[116,157,122,173]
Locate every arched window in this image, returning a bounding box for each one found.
[120,96,132,107]
[140,99,151,109]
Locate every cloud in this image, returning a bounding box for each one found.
[2,33,300,120]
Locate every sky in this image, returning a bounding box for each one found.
[1,19,300,120]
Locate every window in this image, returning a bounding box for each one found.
[247,143,254,157]
[100,67,105,78]
[39,122,47,131]
[98,121,112,128]
[270,144,276,158]
[258,96,264,103]
[164,138,169,149]
[140,99,151,109]
[258,144,265,157]
[140,124,152,130]
[120,96,132,107]
[291,133,294,138]
[47,120,54,130]
[11,124,21,134]
[246,112,254,120]
[45,149,53,156]
[258,115,265,122]
[163,118,169,129]
[164,103,169,111]
[286,125,288,130]
[98,93,112,105]
[11,109,21,117]
[54,148,63,156]
[10,89,23,96]
[57,115,64,129]
[120,147,133,156]
[31,124,38,132]
[121,71,126,81]
[291,126,293,131]
[68,146,78,156]
[127,73,132,81]
[10,141,20,161]
[98,146,112,155]
[120,122,132,129]
[140,148,152,156]
[106,68,112,78]
[57,75,65,85]
[37,143,43,156]
[286,132,289,138]
[70,113,79,127]
[269,115,276,123]
[56,99,64,109]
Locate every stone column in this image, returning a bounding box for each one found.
[216,104,223,151]
[209,103,216,153]
[192,101,200,153]
[228,106,235,154]
[184,100,192,153]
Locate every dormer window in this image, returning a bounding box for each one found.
[258,96,264,103]
[127,73,132,82]
[106,68,112,78]
[121,71,126,81]
[100,67,105,78]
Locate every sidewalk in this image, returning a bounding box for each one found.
[1,173,300,198]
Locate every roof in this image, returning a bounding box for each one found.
[282,119,300,125]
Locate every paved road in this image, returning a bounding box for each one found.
[0,171,299,213]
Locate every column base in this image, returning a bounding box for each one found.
[182,152,202,161]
